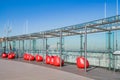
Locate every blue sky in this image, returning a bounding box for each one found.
[0,0,120,51]
[0,0,118,36]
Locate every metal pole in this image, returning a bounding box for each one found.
[23,40,24,53]
[29,35,32,61]
[116,30,118,50]
[4,40,6,53]
[104,1,107,18]
[80,35,83,56]
[84,26,87,72]
[60,30,62,68]
[6,38,8,53]
[13,40,16,53]
[43,33,45,63]
[113,32,114,52]
[116,0,118,15]
[38,39,40,54]
[114,55,116,72]
[33,39,36,53]
[108,31,112,70]
[46,38,47,56]
[0,42,2,53]
[115,15,118,50]
[30,35,32,54]
[19,39,20,58]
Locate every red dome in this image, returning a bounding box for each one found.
[23,53,28,60]
[54,56,64,66]
[50,56,55,65]
[29,54,35,61]
[36,54,43,62]
[76,56,89,68]
[46,55,50,64]
[8,52,15,59]
[2,52,8,58]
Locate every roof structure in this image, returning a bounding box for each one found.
[5,15,120,41]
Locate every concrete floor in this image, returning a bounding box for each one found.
[16,58,120,80]
[0,59,93,80]
[1,58,120,80]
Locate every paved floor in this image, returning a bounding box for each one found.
[16,58,120,80]
[1,58,120,80]
[0,59,93,80]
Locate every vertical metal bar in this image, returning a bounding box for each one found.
[23,40,24,53]
[19,39,20,58]
[84,26,87,72]
[1,41,4,52]
[30,35,32,54]
[26,40,27,52]
[46,38,47,56]
[60,30,62,68]
[29,35,32,61]
[114,55,116,72]
[108,31,112,70]
[32,39,34,54]
[116,16,119,50]
[116,0,118,15]
[10,41,12,52]
[104,1,106,18]
[113,32,114,52]
[1,41,3,52]
[0,41,2,51]
[4,39,7,52]
[80,35,83,56]
[38,39,40,54]
[0,42,2,53]
[6,38,8,53]
[116,31,118,50]
[43,33,45,63]
[13,40,16,53]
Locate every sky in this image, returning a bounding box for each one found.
[0,0,119,36]
[0,0,120,51]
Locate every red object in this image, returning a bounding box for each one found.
[8,54,13,59]
[23,53,35,61]
[36,54,43,62]
[50,56,55,65]
[23,53,27,60]
[26,54,30,60]
[46,55,51,64]
[2,52,8,58]
[76,56,89,68]
[11,52,15,58]
[8,52,15,59]
[54,56,64,66]
[29,54,35,61]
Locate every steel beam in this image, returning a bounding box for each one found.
[60,30,62,68]
[84,26,87,72]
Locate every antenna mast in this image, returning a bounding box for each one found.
[116,0,118,50]
[105,1,106,18]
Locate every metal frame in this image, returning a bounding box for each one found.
[4,15,120,41]
[1,15,120,72]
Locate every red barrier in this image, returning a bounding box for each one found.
[54,56,64,66]
[26,54,30,60]
[76,56,89,68]
[36,54,43,62]
[8,52,15,59]
[46,55,50,64]
[23,53,35,61]
[23,53,27,60]
[2,52,8,58]
[50,56,55,65]
[29,54,35,61]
